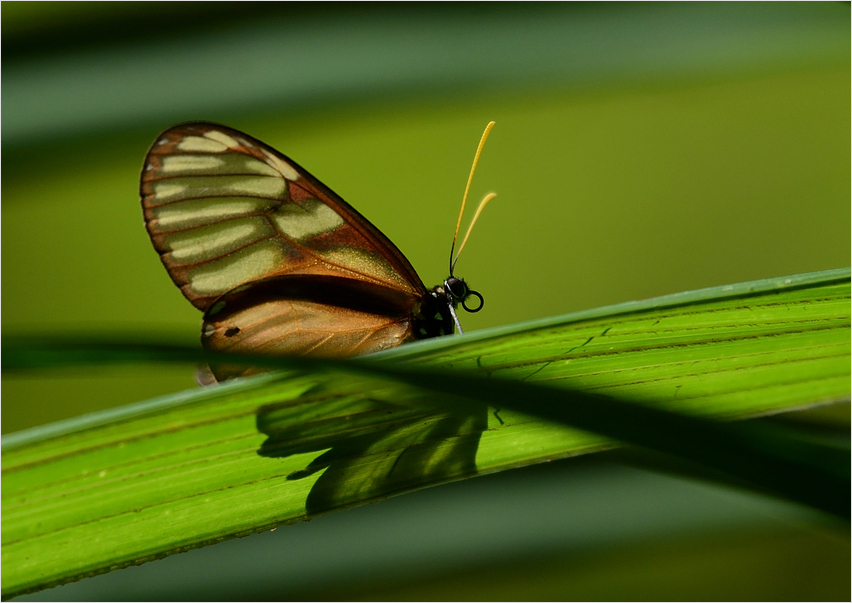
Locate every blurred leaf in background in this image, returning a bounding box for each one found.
[3,2,849,600]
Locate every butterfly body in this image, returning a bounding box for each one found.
[141,123,479,380]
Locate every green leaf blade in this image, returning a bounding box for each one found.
[2,269,849,597]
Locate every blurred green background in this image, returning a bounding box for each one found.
[3,2,849,600]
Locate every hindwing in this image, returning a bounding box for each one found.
[198,275,434,381]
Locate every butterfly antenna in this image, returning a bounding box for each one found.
[449,121,496,275]
[451,192,497,273]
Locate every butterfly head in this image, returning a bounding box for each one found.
[444,276,484,314]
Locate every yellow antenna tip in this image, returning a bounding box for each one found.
[452,192,497,272]
[449,121,496,274]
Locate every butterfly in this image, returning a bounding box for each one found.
[140,122,495,382]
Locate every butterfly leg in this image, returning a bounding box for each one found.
[447,303,464,334]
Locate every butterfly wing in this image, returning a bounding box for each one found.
[140,122,427,310]
[199,274,432,380]
[140,123,445,374]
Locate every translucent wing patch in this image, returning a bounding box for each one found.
[141,123,425,311]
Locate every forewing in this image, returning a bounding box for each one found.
[141,123,426,311]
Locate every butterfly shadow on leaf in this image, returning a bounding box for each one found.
[255,380,488,515]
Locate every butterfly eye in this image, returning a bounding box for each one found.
[444,276,468,301]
